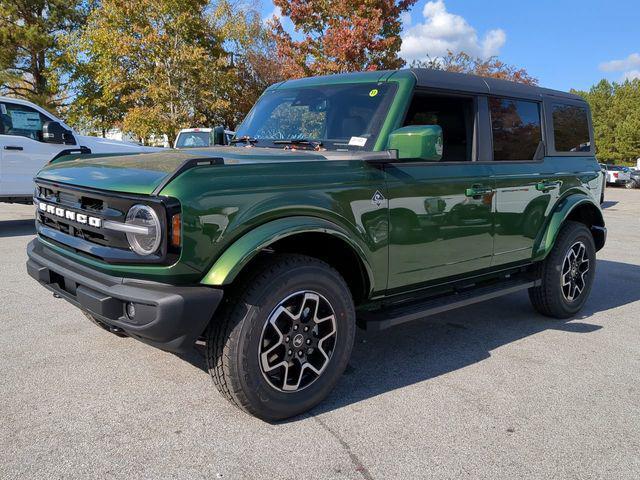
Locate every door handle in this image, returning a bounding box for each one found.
[465,184,493,197]
[535,180,562,192]
[4,145,24,151]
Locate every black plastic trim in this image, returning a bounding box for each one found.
[27,239,222,353]
[151,157,224,195]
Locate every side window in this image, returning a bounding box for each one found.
[489,98,542,161]
[0,102,50,141]
[552,103,590,152]
[403,93,475,161]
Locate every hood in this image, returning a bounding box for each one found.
[36,146,391,195]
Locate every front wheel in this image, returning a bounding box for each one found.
[206,254,356,420]
[625,180,638,189]
[529,221,596,318]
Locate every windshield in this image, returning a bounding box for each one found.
[175,131,211,148]
[234,83,397,151]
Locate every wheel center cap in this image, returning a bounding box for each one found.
[293,334,304,348]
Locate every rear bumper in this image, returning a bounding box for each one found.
[26,239,222,352]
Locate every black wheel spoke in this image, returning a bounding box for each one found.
[259,291,338,392]
[561,240,590,302]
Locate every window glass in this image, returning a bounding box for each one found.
[235,83,397,151]
[552,103,590,152]
[489,98,542,161]
[0,102,51,141]
[403,94,474,161]
[175,131,211,148]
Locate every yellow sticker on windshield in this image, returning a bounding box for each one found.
[369,89,379,97]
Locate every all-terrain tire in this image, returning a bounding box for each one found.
[529,221,596,319]
[205,254,356,421]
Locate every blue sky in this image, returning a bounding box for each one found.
[261,0,640,92]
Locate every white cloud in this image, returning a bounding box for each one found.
[599,53,640,72]
[400,0,506,62]
[599,53,640,82]
[622,70,640,81]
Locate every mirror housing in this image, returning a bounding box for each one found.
[388,125,443,161]
[213,126,226,145]
[43,121,75,145]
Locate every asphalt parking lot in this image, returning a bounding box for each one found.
[1,188,639,480]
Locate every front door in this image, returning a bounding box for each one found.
[386,92,494,291]
[0,101,69,196]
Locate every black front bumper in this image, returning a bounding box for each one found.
[27,239,223,352]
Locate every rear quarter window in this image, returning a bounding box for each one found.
[552,103,591,152]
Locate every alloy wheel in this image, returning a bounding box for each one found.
[258,291,337,392]
[561,241,590,302]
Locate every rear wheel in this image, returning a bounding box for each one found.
[206,254,355,420]
[625,179,637,189]
[529,221,596,318]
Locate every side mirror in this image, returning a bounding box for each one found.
[388,125,443,161]
[43,121,75,145]
[212,126,226,145]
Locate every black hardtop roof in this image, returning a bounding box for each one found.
[273,68,584,103]
[409,68,584,102]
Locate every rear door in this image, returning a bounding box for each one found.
[386,91,494,291]
[484,96,559,266]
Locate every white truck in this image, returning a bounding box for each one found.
[0,96,162,204]
[602,164,631,187]
[174,127,234,148]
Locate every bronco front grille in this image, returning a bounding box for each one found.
[34,181,180,265]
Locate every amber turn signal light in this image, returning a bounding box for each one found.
[171,214,181,247]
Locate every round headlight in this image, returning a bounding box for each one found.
[125,205,161,256]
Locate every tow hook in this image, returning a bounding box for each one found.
[108,325,128,337]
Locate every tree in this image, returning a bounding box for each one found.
[413,51,538,85]
[270,0,418,79]
[573,78,640,163]
[79,0,226,144]
[198,0,284,129]
[0,0,86,109]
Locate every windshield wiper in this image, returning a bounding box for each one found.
[273,139,323,150]
[229,136,258,145]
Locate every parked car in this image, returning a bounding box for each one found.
[601,164,632,187]
[27,69,605,420]
[174,127,234,148]
[623,167,640,189]
[0,96,162,204]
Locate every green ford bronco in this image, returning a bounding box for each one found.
[27,69,606,420]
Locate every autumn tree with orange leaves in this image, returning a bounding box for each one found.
[270,0,417,79]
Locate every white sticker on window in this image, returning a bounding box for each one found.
[9,110,41,130]
[0,104,6,115]
[348,136,367,147]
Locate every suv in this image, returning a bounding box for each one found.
[27,69,606,420]
[0,96,161,204]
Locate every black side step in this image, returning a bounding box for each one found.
[358,278,540,332]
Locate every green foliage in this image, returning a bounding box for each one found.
[0,0,87,110]
[64,0,278,142]
[573,79,640,163]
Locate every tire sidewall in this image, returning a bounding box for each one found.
[547,224,596,316]
[232,263,355,419]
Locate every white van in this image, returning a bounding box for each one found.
[0,96,162,204]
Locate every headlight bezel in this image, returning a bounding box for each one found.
[125,204,162,256]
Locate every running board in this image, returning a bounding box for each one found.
[358,278,540,332]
